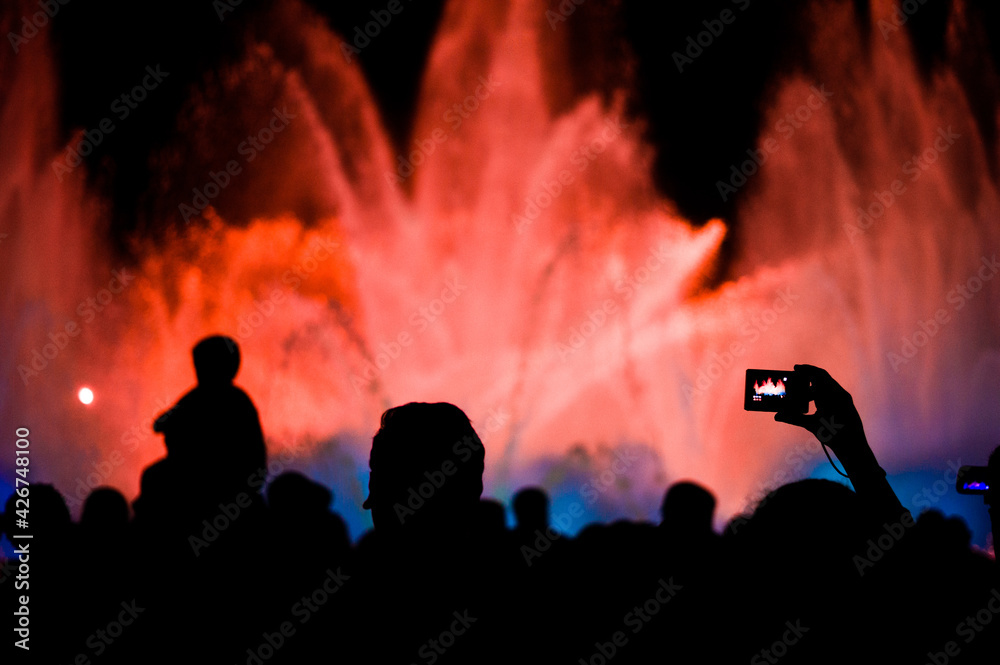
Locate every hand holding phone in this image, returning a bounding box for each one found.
[766,364,869,459]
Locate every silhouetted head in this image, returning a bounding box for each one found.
[513,487,550,532]
[81,487,129,532]
[133,459,174,521]
[267,471,333,514]
[660,480,716,534]
[192,335,240,385]
[735,479,864,582]
[364,402,484,536]
[3,484,71,542]
[914,508,972,553]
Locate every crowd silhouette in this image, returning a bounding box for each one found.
[2,337,999,663]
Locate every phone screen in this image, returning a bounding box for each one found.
[744,369,807,412]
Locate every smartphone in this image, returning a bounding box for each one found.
[955,466,990,494]
[744,369,808,413]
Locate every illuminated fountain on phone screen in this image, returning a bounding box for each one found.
[753,377,787,400]
[2,0,999,537]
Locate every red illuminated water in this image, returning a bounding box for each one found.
[2,0,999,533]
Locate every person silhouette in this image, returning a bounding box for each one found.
[153,335,266,501]
[659,480,716,537]
[512,487,549,537]
[773,363,908,525]
[267,470,350,563]
[362,401,484,541]
[355,402,509,664]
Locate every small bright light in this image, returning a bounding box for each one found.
[78,387,94,405]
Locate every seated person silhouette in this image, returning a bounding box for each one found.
[153,335,266,504]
